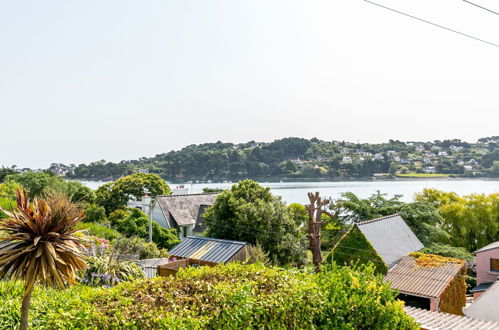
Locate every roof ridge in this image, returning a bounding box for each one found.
[156,192,220,198]
[356,213,400,226]
[185,236,247,245]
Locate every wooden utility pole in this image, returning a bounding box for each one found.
[305,192,334,271]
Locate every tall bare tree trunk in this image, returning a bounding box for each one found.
[19,285,34,330]
[306,192,334,272]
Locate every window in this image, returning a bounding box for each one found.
[490,258,499,272]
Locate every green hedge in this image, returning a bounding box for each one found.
[0,263,417,329]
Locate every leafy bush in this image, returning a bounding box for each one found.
[76,222,123,241]
[83,204,107,223]
[111,208,180,249]
[112,236,169,259]
[0,281,99,330]
[0,263,417,329]
[81,256,144,287]
[422,243,474,263]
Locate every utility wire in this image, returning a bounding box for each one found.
[363,0,499,49]
[462,0,499,17]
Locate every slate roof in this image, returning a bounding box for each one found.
[156,193,219,226]
[356,214,424,267]
[384,255,465,298]
[168,236,247,263]
[475,241,499,253]
[405,306,499,330]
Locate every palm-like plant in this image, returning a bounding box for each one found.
[0,189,87,330]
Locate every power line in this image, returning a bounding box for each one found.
[462,0,499,17]
[363,0,499,49]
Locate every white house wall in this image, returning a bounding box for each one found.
[151,204,169,229]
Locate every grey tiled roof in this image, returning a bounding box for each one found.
[168,236,247,263]
[405,306,499,330]
[357,214,424,267]
[156,193,219,226]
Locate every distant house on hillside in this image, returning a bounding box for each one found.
[424,166,436,174]
[341,156,352,164]
[470,241,499,299]
[385,254,466,314]
[327,214,424,274]
[151,193,220,239]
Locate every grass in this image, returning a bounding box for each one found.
[397,173,450,178]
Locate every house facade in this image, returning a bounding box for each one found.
[152,193,220,239]
[471,242,499,299]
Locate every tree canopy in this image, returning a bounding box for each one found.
[204,180,307,266]
[95,173,171,214]
[416,189,499,251]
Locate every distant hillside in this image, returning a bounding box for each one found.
[49,136,499,182]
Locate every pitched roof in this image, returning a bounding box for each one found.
[156,193,219,226]
[356,214,424,267]
[464,281,499,322]
[168,236,247,263]
[475,241,499,253]
[384,255,465,298]
[405,306,499,330]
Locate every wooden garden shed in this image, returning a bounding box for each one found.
[158,236,248,276]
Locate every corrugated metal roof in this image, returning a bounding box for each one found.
[357,214,424,267]
[168,236,247,263]
[475,241,499,253]
[385,255,464,298]
[405,306,499,330]
[156,193,219,226]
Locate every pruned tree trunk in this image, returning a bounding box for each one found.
[306,192,334,272]
[19,284,34,330]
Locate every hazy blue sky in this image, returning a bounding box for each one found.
[1,0,498,168]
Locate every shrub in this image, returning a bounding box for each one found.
[0,263,417,329]
[83,204,107,223]
[76,222,123,241]
[81,256,145,287]
[112,236,169,259]
[109,208,180,249]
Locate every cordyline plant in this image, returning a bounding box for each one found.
[0,189,87,330]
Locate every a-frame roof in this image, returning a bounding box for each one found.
[356,214,424,267]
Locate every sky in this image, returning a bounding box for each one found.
[1,0,498,169]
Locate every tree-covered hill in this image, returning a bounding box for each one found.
[42,136,499,181]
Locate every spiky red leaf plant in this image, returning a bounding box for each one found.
[0,189,87,330]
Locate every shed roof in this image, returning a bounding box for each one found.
[356,214,424,267]
[168,236,247,264]
[475,241,499,253]
[405,306,499,330]
[384,255,465,298]
[156,193,219,226]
